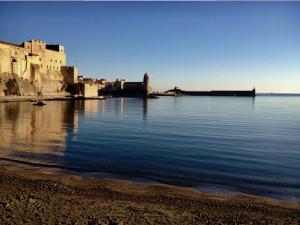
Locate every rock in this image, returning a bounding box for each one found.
[29,198,37,204]
[88,220,101,225]
[107,218,118,225]
[33,101,46,106]
[15,195,22,201]
[4,202,12,212]
[5,202,11,209]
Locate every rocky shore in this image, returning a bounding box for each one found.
[0,166,299,225]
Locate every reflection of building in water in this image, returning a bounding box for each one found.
[82,100,100,116]
[118,98,149,120]
[72,100,104,116]
[120,97,125,115]
[0,102,78,158]
[0,99,151,163]
[143,98,149,120]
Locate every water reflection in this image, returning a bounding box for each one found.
[0,101,79,161]
[0,98,149,162]
[82,100,99,116]
[2,97,298,201]
[143,98,148,120]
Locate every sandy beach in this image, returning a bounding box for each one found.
[0,165,299,225]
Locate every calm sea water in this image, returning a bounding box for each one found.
[0,96,300,201]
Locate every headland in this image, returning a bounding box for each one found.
[161,87,256,97]
[0,39,154,100]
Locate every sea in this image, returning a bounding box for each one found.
[0,95,299,201]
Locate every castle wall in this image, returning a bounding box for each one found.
[61,66,78,84]
[44,48,67,72]
[0,40,76,96]
[0,43,32,79]
[82,83,98,97]
[75,83,98,97]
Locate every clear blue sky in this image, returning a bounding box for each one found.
[1,2,299,93]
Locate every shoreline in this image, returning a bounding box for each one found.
[0,95,109,103]
[1,94,300,104]
[0,164,299,225]
[1,156,298,202]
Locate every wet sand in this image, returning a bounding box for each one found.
[0,165,299,225]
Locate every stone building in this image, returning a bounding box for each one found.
[122,73,151,96]
[0,39,78,96]
[73,76,106,98]
[75,82,99,98]
[100,73,151,97]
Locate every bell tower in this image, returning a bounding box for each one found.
[143,73,150,95]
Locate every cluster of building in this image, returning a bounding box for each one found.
[0,39,77,96]
[0,39,151,98]
[78,74,151,97]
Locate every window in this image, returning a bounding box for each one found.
[28,46,30,49]
[39,58,41,61]
[41,65,43,68]
[39,45,41,49]
[50,59,52,62]
[60,60,61,63]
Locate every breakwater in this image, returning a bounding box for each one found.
[164,87,256,97]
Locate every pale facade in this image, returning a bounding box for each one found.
[0,39,78,96]
[75,83,99,97]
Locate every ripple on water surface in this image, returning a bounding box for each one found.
[0,96,300,201]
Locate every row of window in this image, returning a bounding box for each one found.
[27,45,42,49]
[47,65,60,70]
[38,58,62,64]
[38,57,62,64]
[50,59,61,63]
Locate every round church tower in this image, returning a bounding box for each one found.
[143,73,150,95]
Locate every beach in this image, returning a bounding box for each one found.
[0,165,299,225]
[1,1,300,224]
[1,96,300,225]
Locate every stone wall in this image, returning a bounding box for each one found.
[0,40,77,96]
[83,83,98,97]
[61,66,78,84]
[75,83,98,97]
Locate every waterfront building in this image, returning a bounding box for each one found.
[100,73,151,97]
[0,39,78,96]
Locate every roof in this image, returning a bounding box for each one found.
[125,82,143,84]
[46,44,62,51]
[0,40,22,48]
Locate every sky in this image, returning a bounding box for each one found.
[0,2,300,93]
